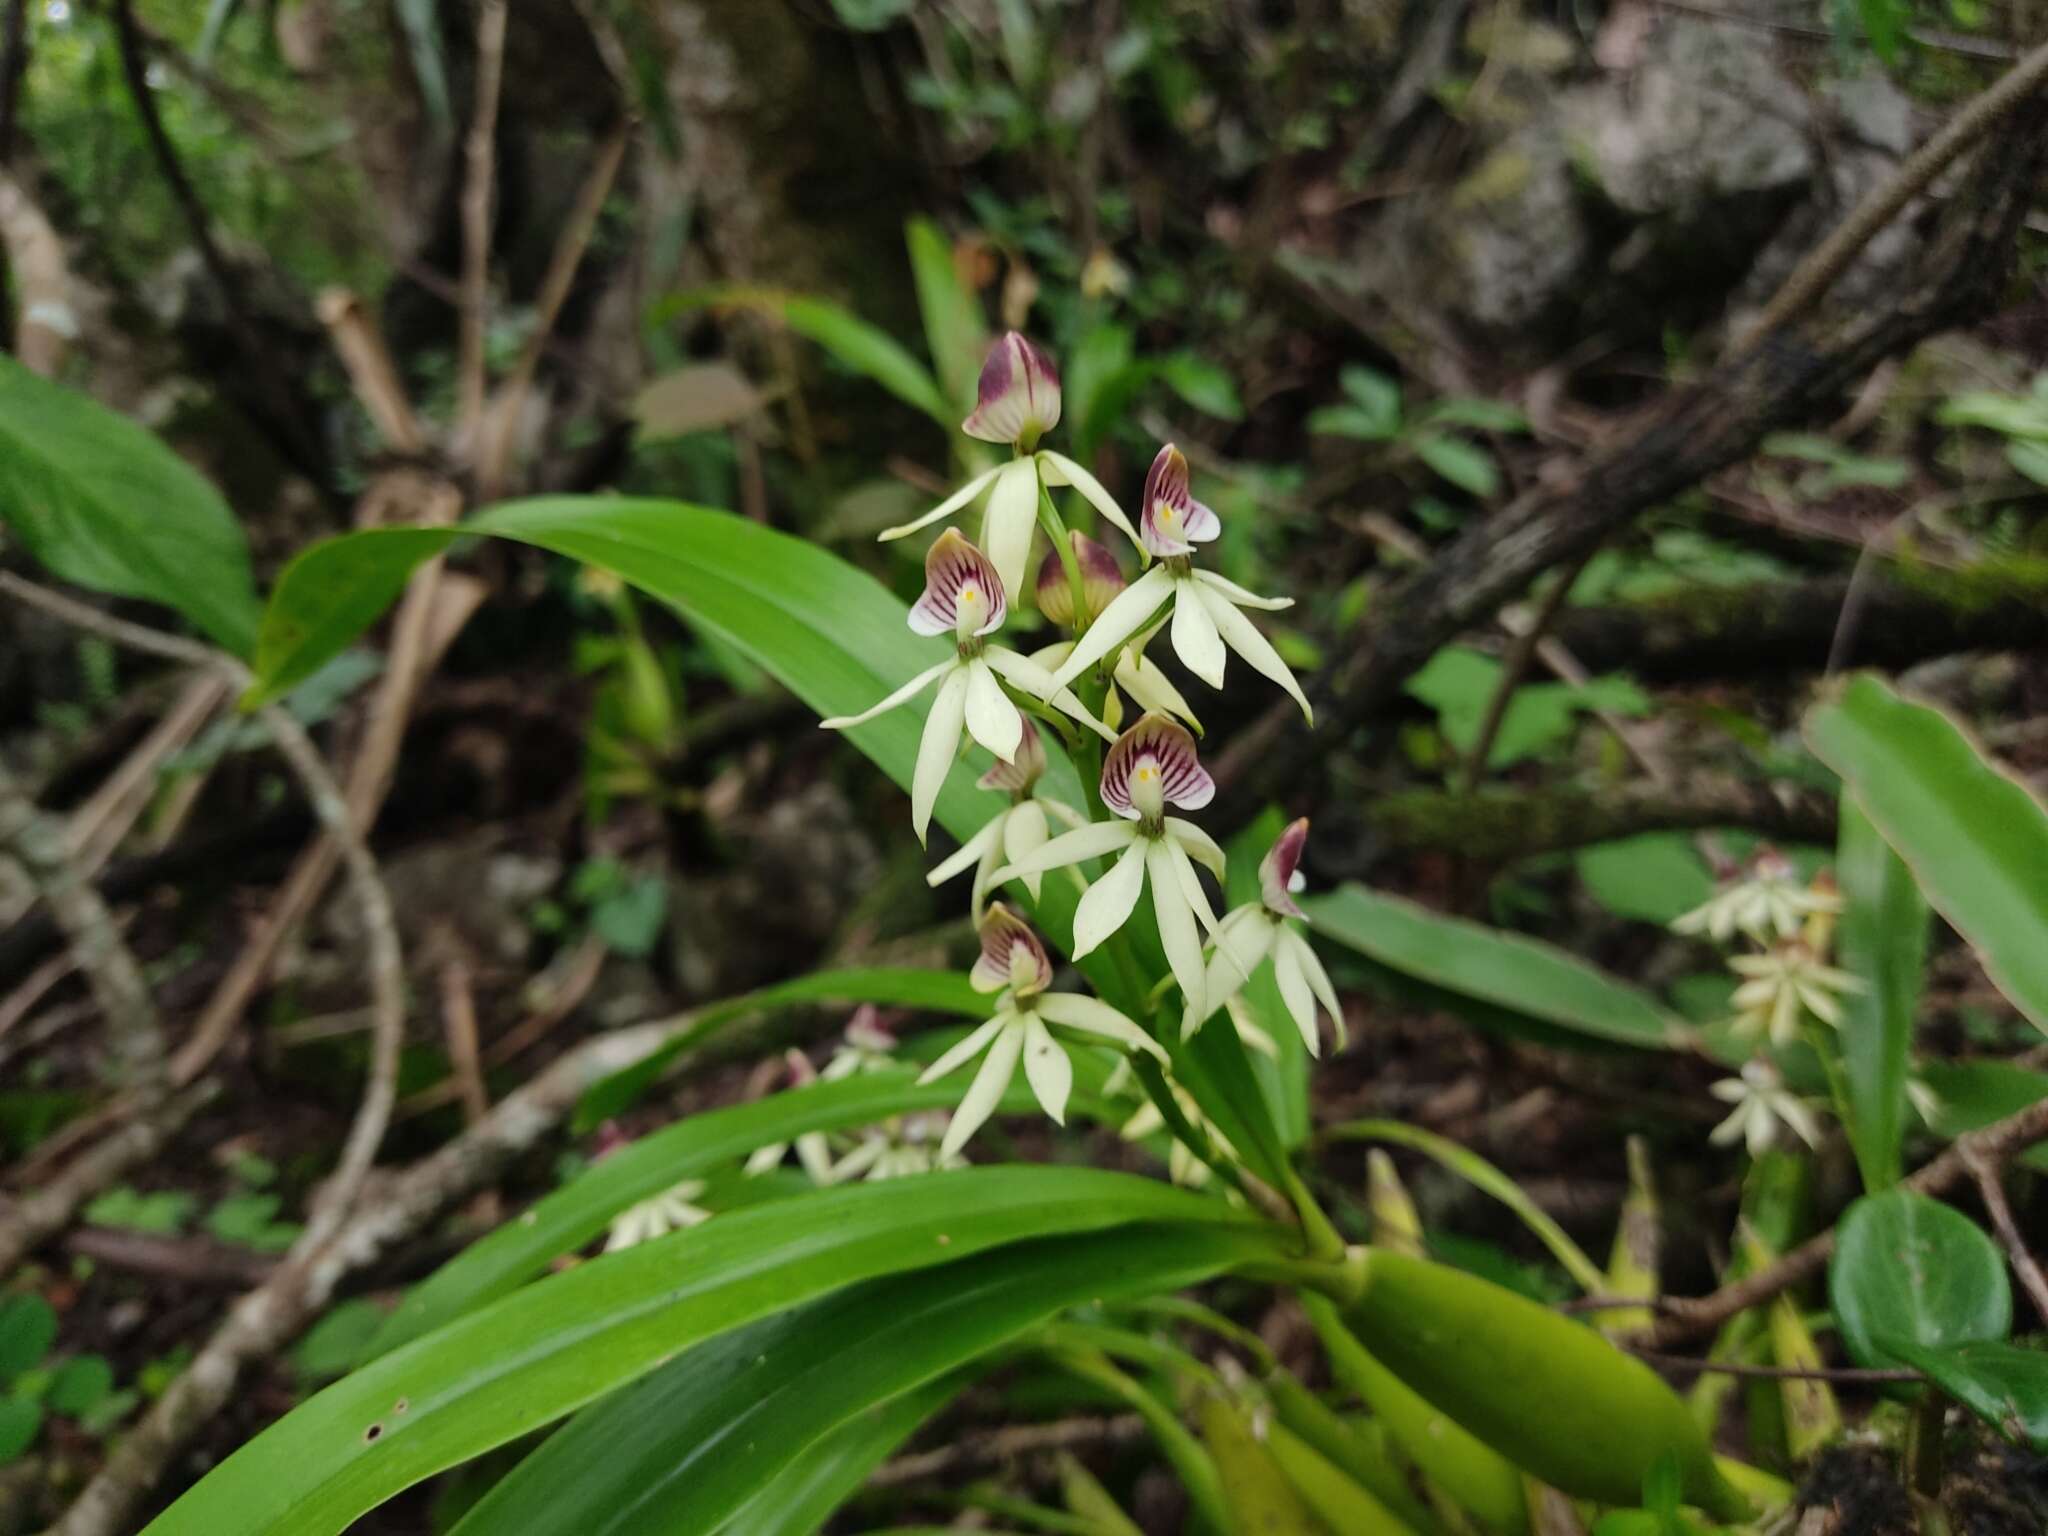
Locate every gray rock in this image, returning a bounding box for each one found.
[1439,128,1592,333]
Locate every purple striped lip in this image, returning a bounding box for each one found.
[910,528,1008,637]
[1139,444,1220,558]
[978,716,1045,792]
[1035,531,1127,626]
[1100,712,1213,820]
[971,902,1053,995]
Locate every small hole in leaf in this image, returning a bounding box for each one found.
[393,1398,409,1415]
[364,1423,384,1444]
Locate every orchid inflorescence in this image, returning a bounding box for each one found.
[819,332,1343,1162]
[1671,848,1860,1157]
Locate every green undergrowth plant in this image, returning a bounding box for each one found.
[9,292,2048,1532]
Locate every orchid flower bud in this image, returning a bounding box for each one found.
[978,715,1047,794]
[962,332,1061,448]
[1259,817,1310,919]
[1139,443,1220,558]
[1034,531,1128,627]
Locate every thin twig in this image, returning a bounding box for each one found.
[870,1414,1148,1487]
[438,951,491,1125]
[477,118,630,499]
[0,572,218,668]
[456,0,509,445]
[1649,1094,2048,1346]
[1961,1143,2048,1327]
[1737,34,2048,350]
[1460,548,1594,792]
[66,672,228,877]
[316,288,427,455]
[1621,1345,1920,1385]
[0,761,164,1084]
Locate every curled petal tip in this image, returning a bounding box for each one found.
[962,332,1061,446]
[1260,817,1310,918]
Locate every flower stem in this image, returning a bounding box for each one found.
[1036,481,1091,637]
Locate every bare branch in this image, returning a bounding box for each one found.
[456,0,509,445]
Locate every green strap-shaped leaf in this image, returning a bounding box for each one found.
[1833,797,1928,1191]
[1880,1338,2048,1452]
[1303,884,1689,1050]
[573,966,990,1130]
[0,355,261,654]
[719,1374,960,1536]
[905,218,988,416]
[1807,674,2048,1033]
[449,1225,1282,1536]
[141,1169,1256,1536]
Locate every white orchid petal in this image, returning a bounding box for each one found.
[1165,835,1222,940]
[880,464,1005,542]
[1272,936,1319,1055]
[1164,817,1227,881]
[979,459,1042,600]
[983,648,1117,742]
[911,666,971,845]
[970,823,1009,915]
[1116,650,1201,730]
[1170,580,1227,687]
[1285,926,1345,1049]
[940,1017,1025,1160]
[819,659,951,730]
[1020,1014,1073,1125]
[1002,801,1049,902]
[917,1013,1008,1085]
[1190,907,1275,1036]
[927,817,1004,888]
[1073,840,1149,957]
[1038,449,1145,554]
[1191,569,1293,611]
[1050,566,1175,687]
[990,819,1137,883]
[1200,584,1313,724]
[1147,839,1206,1018]
[1035,991,1167,1060]
[963,659,1024,763]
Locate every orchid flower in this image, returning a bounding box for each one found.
[917,905,1165,1159]
[1032,536,1201,732]
[1121,1078,1235,1189]
[747,1012,901,1181]
[1708,1061,1825,1157]
[1189,817,1344,1052]
[986,714,1229,1017]
[1049,445,1311,721]
[925,718,1087,913]
[824,1111,966,1182]
[821,529,1112,843]
[603,1179,713,1251]
[1727,941,1861,1050]
[879,333,1143,598]
[1671,848,1841,945]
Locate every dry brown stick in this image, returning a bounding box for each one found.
[0,760,163,1085]
[0,573,217,669]
[869,1414,1148,1488]
[455,0,508,446]
[1961,1142,2048,1327]
[1460,547,1597,793]
[0,169,75,376]
[400,932,606,1117]
[477,119,630,499]
[0,1079,217,1277]
[63,1226,279,1288]
[0,945,80,1041]
[67,671,228,877]
[316,288,427,455]
[257,704,406,1250]
[169,477,461,1085]
[1620,1346,1919,1385]
[1738,34,2048,349]
[1649,1094,2048,1346]
[439,952,491,1126]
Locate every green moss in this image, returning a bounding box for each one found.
[1892,551,2048,615]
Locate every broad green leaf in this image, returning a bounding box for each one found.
[1421,397,1529,434]
[1881,1338,2048,1451]
[1322,1119,1605,1295]
[1575,834,1714,925]
[1305,884,1690,1050]
[47,1355,114,1417]
[1829,1189,2011,1373]
[381,1063,1006,1355]
[1807,675,2048,1033]
[657,288,950,425]
[246,500,1116,1011]
[450,1225,1279,1536]
[1339,366,1403,436]
[1406,647,1646,771]
[141,1169,1256,1536]
[719,1374,958,1536]
[0,1295,56,1382]
[1413,433,1499,499]
[1065,324,1137,457]
[0,1397,40,1462]
[1911,1062,2048,1171]
[1158,354,1243,422]
[0,355,261,655]
[905,218,988,414]
[1833,798,1927,1191]
[576,968,988,1129]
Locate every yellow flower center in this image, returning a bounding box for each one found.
[1129,758,1166,819]
[1155,500,1178,527]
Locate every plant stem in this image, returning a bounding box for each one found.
[1038,480,1092,636]
[1906,1390,1946,1499]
